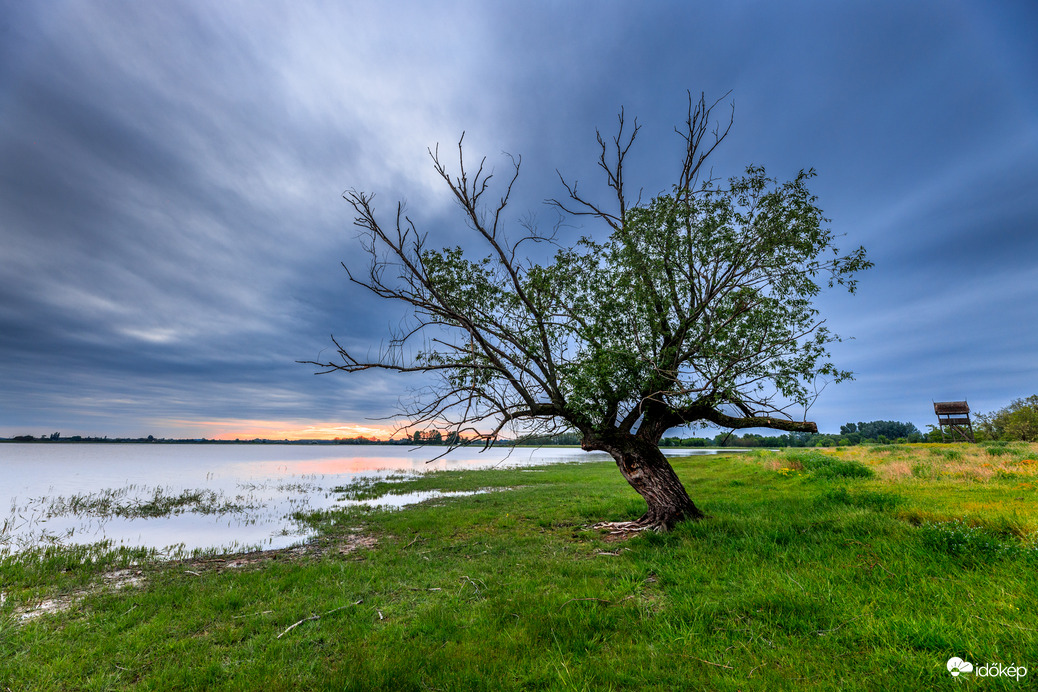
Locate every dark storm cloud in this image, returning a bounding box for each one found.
[1,0,1037,437]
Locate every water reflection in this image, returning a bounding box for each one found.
[0,444,722,556]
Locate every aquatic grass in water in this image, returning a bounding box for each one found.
[331,473,421,501]
[4,444,652,557]
[1,480,327,557]
[3,474,504,559]
[43,486,262,519]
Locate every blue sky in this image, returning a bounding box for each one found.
[1,1,1036,439]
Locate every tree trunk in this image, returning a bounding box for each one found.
[583,434,705,530]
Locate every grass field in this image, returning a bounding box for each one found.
[2,443,1036,690]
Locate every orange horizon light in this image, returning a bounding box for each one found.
[163,418,403,441]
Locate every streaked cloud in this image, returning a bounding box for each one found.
[1,1,1036,438]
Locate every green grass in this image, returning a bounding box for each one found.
[2,445,1036,690]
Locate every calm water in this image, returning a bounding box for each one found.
[0,443,717,556]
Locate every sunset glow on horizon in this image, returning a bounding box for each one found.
[164,419,405,441]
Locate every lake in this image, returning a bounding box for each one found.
[0,443,720,557]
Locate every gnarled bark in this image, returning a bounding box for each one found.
[583,434,705,531]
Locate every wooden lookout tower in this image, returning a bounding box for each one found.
[933,401,975,443]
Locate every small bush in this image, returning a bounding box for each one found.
[985,442,1010,457]
[783,451,873,480]
[919,519,1030,565]
[910,463,942,480]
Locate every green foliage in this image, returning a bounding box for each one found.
[512,432,582,446]
[977,394,1038,442]
[839,420,921,443]
[320,99,871,455]
[662,431,850,448]
[545,173,868,423]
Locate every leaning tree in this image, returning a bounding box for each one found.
[307,94,870,530]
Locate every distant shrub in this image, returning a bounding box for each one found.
[784,451,873,480]
[918,520,1030,565]
[910,463,942,480]
[976,395,1038,442]
[928,448,963,461]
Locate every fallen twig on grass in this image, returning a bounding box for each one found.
[277,614,319,638]
[403,534,421,549]
[699,659,734,670]
[276,600,362,639]
[784,573,805,593]
[681,656,734,670]
[458,575,486,595]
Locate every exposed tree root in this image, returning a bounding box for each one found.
[591,517,663,535]
[592,507,706,536]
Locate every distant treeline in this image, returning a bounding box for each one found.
[660,421,924,447]
[16,409,1036,446]
[515,422,928,448]
[2,433,406,445]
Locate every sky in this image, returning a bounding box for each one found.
[1,0,1036,440]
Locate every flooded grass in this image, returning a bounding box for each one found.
[44,486,263,518]
[1,480,324,557]
[2,469,507,559]
[1,444,629,560]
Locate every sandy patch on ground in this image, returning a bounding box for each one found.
[9,568,144,622]
[5,531,377,623]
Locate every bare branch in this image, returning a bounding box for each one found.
[313,92,868,529]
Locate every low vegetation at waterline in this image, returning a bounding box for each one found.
[2,444,1036,690]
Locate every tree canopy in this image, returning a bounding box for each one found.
[977,395,1038,442]
[307,93,871,529]
[840,420,922,442]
